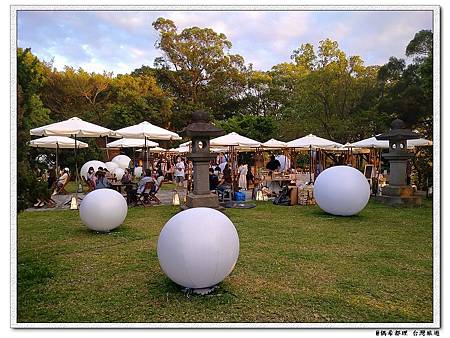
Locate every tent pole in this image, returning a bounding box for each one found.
[105,136,109,160]
[145,136,148,171]
[55,142,59,178]
[309,145,312,183]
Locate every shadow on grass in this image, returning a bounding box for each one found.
[309,209,367,222]
[146,275,239,300]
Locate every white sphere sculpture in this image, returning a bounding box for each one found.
[79,189,127,232]
[105,161,119,173]
[80,160,106,180]
[134,166,143,178]
[113,167,125,180]
[157,207,240,289]
[313,166,370,216]
[111,155,131,169]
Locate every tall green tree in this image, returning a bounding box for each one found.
[152,17,247,123]
[377,30,433,137]
[17,48,51,210]
[274,39,384,143]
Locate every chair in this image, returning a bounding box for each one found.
[53,179,70,195]
[148,178,163,205]
[217,185,232,202]
[136,181,154,207]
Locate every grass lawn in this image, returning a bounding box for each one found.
[16,199,434,323]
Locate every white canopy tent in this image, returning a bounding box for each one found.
[287,134,344,149]
[114,121,181,169]
[287,134,344,182]
[30,117,113,138]
[106,138,159,148]
[30,136,89,177]
[349,136,432,149]
[210,132,261,148]
[30,117,114,208]
[30,136,89,149]
[261,138,288,149]
[168,146,190,154]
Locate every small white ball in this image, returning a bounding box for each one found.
[105,161,119,173]
[79,189,128,232]
[134,166,143,178]
[112,155,131,169]
[113,167,125,180]
[314,166,370,216]
[80,160,106,180]
[157,207,240,289]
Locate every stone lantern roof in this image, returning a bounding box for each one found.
[375,119,420,141]
[179,110,225,138]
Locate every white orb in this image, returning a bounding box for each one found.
[157,207,240,289]
[314,166,370,216]
[79,189,128,232]
[80,160,106,180]
[112,155,131,169]
[105,161,119,173]
[113,167,125,180]
[134,166,143,177]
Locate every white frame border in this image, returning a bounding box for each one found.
[10,4,441,329]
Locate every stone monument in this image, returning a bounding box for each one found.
[375,119,422,207]
[179,111,225,211]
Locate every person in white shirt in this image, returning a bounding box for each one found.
[137,169,154,194]
[174,157,185,188]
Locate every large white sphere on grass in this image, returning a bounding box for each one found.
[314,166,370,216]
[112,155,131,169]
[105,161,119,173]
[134,166,143,178]
[113,167,125,180]
[157,207,240,289]
[80,160,106,180]
[79,189,127,232]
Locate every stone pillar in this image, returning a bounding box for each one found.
[375,119,422,207]
[193,160,210,195]
[179,110,225,211]
[389,160,407,186]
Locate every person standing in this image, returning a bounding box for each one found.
[238,163,248,190]
[174,156,185,189]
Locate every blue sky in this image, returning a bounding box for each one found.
[17,10,433,75]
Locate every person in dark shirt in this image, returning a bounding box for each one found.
[209,168,219,190]
[217,164,232,193]
[266,155,281,172]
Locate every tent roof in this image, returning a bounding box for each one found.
[113,121,181,140]
[287,134,343,149]
[106,138,159,148]
[30,117,113,137]
[210,132,261,148]
[29,136,89,149]
[261,138,288,149]
[349,136,432,149]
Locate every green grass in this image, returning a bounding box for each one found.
[17,199,434,323]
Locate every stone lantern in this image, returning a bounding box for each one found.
[179,110,225,210]
[375,119,422,207]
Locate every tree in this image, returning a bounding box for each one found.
[152,17,247,122]
[214,114,278,143]
[106,73,173,130]
[274,39,383,143]
[377,30,433,137]
[17,48,51,211]
[41,66,113,125]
